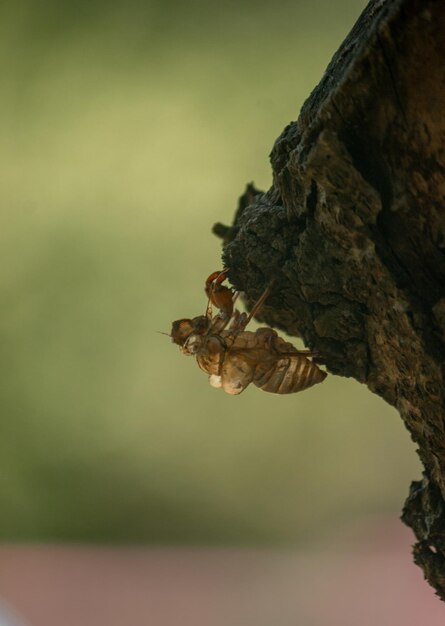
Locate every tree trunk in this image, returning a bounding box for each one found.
[213,0,445,599]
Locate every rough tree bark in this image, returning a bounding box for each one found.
[213,0,445,599]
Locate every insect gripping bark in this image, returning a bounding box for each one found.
[170,271,327,395]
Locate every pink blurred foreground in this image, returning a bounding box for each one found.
[0,518,442,626]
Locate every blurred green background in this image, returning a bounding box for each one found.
[0,0,420,543]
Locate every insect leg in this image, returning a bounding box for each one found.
[280,350,318,357]
[205,297,213,320]
[204,269,234,319]
[239,279,275,330]
[205,270,222,295]
[205,269,230,299]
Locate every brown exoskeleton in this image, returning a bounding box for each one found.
[170,270,327,395]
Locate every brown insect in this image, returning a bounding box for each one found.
[170,270,327,395]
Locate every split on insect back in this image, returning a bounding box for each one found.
[168,269,327,395]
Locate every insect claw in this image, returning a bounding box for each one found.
[204,269,235,320]
[242,278,275,329]
[205,268,230,292]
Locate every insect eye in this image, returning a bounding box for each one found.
[171,318,193,345]
[184,334,202,355]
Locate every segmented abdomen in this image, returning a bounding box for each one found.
[254,354,326,394]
